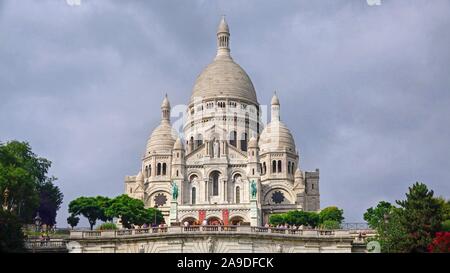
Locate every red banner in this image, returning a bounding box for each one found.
[199,210,206,223]
[222,209,229,225]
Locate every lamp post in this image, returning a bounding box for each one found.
[34,212,42,233]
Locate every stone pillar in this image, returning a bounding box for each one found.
[250,198,260,227]
[169,200,178,226]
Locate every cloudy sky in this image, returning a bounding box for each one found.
[1,0,449,227]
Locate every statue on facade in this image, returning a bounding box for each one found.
[207,237,215,253]
[250,180,257,199]
[171,181,178,200]
[213,140,219,158]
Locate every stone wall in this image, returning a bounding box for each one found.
[67,226,369,253]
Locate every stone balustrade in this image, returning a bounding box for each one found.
[69,225,353,239]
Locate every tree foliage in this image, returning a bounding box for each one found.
[395,182,443,252]
[68,196,106,230]
[35,177,64,226]
[0,141,52,222]
[105,195,163,228]
[67,214,80,229]
[319,206,344,224]
[68,194,164,229]
[365,182,449,253]
[363,201,394,230]
[268,209,334,228]
[0,210,25,253]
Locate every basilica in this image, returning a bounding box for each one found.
[125,17,320,226]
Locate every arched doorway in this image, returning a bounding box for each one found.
[181,217,198,225]
[207,216,222,225]
[229,216,245,225]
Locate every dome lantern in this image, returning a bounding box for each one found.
[216,15,231,59]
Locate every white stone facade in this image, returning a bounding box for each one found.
[125,17,320,225]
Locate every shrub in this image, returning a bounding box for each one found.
[441,220,450,232]
[321,220,341,229]
[428,232,450,253]
[269,214,285,226]
[97,222,117,230]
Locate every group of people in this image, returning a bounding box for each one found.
[184,219,234,227]
[140,223,168,229]
[39,232,50,246]
[264,223,310,230]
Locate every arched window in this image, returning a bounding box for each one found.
[162,163,167,175]
[157,163,161,176]
[278,160,282,173]
[229,131,237,147]
[192,187,196,205]
[252,168,255,175]
[130,187,132,194]
[272,160,277,173]
[291,163,295,174]
[263,162,267,175]
[235,187,240,204]
[241,133,248,152]
[145,166,148,177]
[176,170,179,177]
[211,171,220,196]
[190,136,194,151]
[288,162,291,174]
[149,165,151,177]
[196,134,203,148]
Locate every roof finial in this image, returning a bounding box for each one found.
[216,15,231,59]
[271,91,280,106]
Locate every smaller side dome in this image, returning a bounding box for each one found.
[258,121,296,153]
[173,137,184,150]
[248,136,258,148]
[145,123,178,154]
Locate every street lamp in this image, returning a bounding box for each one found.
[34,212,42,233]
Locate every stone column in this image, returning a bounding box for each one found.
[169,200,178,226]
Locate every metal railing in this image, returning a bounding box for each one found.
[340,223,369,230]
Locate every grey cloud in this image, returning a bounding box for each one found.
[1,0,449,226]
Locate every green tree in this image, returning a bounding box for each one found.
[396,182,443,252]
[321,220,341,229]
[144,207,164,226]
[96,196,113,222]
[0,210,25,252]
[0,141,52,222]
[97,222,117,230]
[363,201,395,230]
[319,206,344,224]
[105,195,149,229]
[35,177,63,226]
[68,196,105,230]
[67,214,79,230]
[285,210,311,226]
[269,214,285,226]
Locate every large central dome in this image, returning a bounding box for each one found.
[189,16,258,106]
